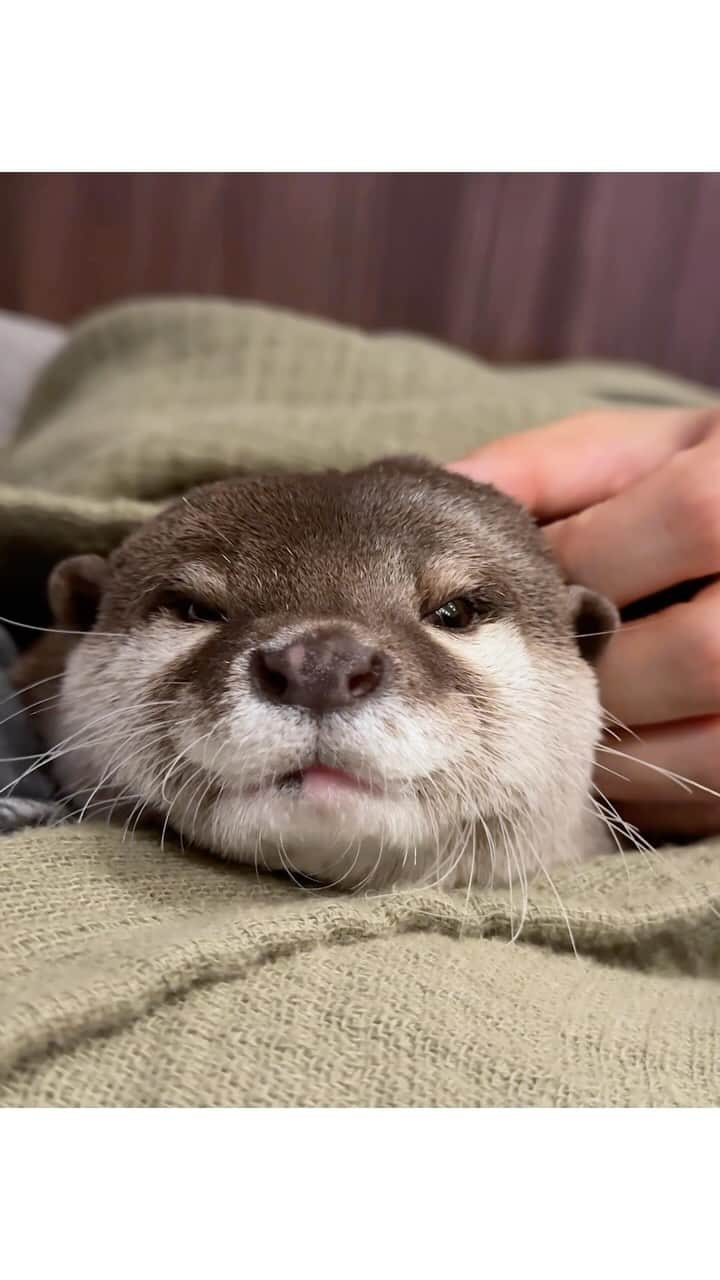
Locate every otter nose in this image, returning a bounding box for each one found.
[252,630,386,712]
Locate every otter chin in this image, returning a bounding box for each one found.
[16,457,619,892]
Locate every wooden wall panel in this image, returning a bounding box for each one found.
[1,172,718,386]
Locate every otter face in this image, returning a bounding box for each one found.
[49,459,617,891]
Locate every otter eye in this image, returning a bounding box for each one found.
[427,598,479,630]
[184,600,226,624]
[160,594,227,624]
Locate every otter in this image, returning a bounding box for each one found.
[11,458,618,891]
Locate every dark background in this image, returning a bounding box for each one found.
[2,172,719,386]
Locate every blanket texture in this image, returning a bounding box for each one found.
[1,297,719,1107]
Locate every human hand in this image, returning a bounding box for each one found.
[448,408,720,837]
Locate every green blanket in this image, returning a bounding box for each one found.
[2,298,719,1107]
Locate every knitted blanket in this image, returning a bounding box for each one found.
[1,298,719,1107]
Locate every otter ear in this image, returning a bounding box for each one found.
[568,585,619,664]
[48,555,108,631]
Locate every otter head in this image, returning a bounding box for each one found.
[48,458,618,891]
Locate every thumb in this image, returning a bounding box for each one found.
[446,408,708,521]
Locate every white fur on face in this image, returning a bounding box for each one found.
[52,613,607,891]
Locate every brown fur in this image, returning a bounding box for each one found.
[15,458,618,891]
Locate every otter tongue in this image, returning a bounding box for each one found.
[299,764,368,792]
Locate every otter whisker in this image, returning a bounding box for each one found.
[161,756,212,852]
[275,831,312,894]
[461,822,477,936]
[592,784,720,923]
[0,690,65,731]
[54,791,145,827]
[314,837,364,892]
[526,842,579,961]
[508,819,530,942]
[188,735,229,842]
[601,708,642,743]
[0,669,65,712]
[75,719,185,825]
[0,615,126,638]
[594,760,634,785]
[0,698,180,784]
[588,792,633,880]
[598,743,720,802]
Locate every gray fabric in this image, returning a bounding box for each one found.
[0,307,67,838]
[0,626,53,798]
[0,310,66,444]
[0,624,58,832]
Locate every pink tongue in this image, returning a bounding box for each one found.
[299,764,366,792]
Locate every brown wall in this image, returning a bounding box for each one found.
[1,172,719,386]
